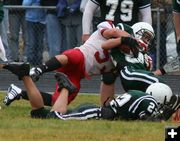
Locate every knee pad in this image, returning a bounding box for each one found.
[101,106,115,120]
[101,73,117,85]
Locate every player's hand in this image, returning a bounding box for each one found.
[136,39,148,52]
[144,54,153,70]
[29,67,43,82]
[121,37,139,58]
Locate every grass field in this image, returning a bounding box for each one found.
[0,92,179,141]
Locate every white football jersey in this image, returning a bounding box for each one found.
[79,21,115,75]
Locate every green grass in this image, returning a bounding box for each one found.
[0,92,179,141]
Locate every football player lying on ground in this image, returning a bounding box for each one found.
[3,21,140,114]
[2,63,180,121]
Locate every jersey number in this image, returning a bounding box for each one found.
[94,50,110,73]
[105,0,134,22]
[94,50,109,63]
[147,102,156,113]
[110,93,131,107]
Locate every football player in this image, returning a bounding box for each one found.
[54,82,180,121]
[3,21,139,114]
[82,0,152,42]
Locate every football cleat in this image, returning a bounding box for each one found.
[55,72,77,94]
[3,62,30,80]
[4,84,22,106]
[46,111,64,119]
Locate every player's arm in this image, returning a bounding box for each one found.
[102,28,130,39]
[139,7,152,25]
[139,113,163,122]
[101,34,140,58]
[101,28,131,50]
[101,37,122,50]
[82,0,98,42]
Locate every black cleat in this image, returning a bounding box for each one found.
[46,111,64,119]
[55,72,77,94]
[3,62,30,80]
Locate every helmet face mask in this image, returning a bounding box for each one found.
[131,22,155,51]
[136,30,154,45]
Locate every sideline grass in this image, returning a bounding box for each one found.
[0,92,179,141]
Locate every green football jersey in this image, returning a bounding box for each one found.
[110,23,163,92]
[111,49,148,70]
[91,0,151,25]
[111,23,148,70]
[109,90,159,120]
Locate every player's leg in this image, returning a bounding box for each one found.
[3,63,48,118]
[120,66,164,92]
[50,49,85,109]
[100,72,118,106]
[48,103,100,120]
[4,84,52,106]
[51,72,77,114]
[55,106,101,120]
[22,76,44,110]
[30,49,82,81]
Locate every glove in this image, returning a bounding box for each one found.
[121,37,139,58]
[29,67,43,82]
